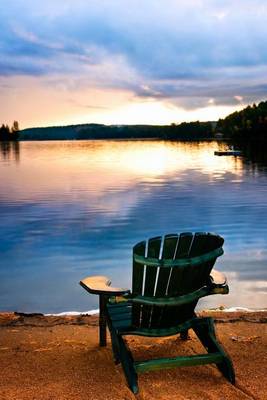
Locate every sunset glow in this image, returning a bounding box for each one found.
[1,1,267,128]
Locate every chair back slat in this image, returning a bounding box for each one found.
[188,232,224,289]
[158,233,194,327]
[156,234,179,296]
[150,234,179,326]
[132,232,224,329]
[144,236,162,295]
[175,232,194,258]
[167,232,194,295]
[141,236,162,328]
[132,240,146,326]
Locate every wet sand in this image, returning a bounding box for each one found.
[0,311,266,400]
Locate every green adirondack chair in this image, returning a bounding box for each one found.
[80,232,235,393]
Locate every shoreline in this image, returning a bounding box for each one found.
[1,309,266,326]
[45,306,266,316]
[17,137,217,142]
[0,306,265,318]
[0,310,266,399]
[0,306,266,317]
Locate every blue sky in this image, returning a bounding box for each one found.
[1,0,267,128]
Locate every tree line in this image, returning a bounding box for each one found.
[76,121,213,140]
[0,121,20,141]
[20,121,214,140]
[217,100,267,141]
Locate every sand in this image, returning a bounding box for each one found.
[0,311,266,400]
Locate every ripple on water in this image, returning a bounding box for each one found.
[0,140,267,313]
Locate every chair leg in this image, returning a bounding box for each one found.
[216,356,235,384]
[193,318,235,384]
[109,327,121,365]
[99,295,108,347]
[117,335,139,394]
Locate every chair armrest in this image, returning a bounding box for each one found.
[80,275,130,296]
[209,269,229,294]
[210,269,227,286]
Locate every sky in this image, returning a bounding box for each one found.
[1,0,267,129]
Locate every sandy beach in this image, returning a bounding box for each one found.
[0,311,266,400]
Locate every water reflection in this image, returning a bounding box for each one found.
[0,141,20,163]
[240,141,267,169]
[0,140,266,313]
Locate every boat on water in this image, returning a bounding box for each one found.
[214,147,242,156]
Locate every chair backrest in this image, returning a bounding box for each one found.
[132,232,224,329]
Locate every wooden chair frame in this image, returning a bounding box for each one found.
[80,232,235,393]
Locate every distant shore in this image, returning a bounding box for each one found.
[17,121,214,141]
[0,310,266,399]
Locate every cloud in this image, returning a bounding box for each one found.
[1,0,267,110]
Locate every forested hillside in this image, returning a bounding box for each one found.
[20,121,213,140]
[217,101,267,141]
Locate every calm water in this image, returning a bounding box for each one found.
[0,140,266,313]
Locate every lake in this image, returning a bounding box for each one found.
[0,140,266,313]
